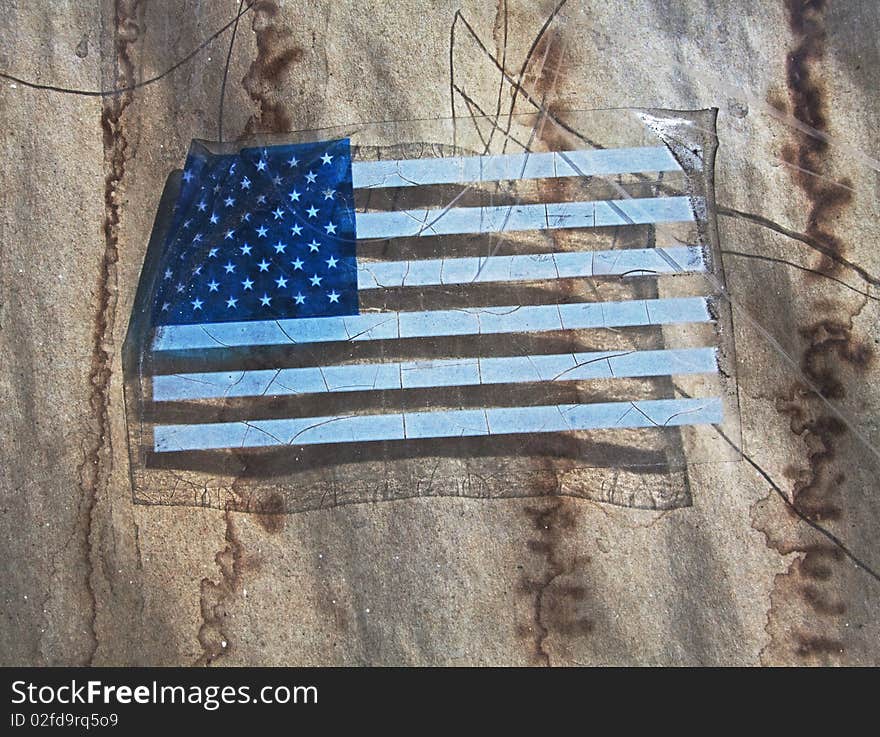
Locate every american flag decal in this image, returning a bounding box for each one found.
[123,111,741,513]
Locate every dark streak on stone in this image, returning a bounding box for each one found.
[781,0,853,274]
[240,0,302,136]
[753,0,872,665]
[196,509,244,666]
[255,491,286,533]
[798,320,873,400]
[795,633,844,657]
[509,27,592,667]
[800,584,846,615]
[518,498,592,666]
[77,0,142,666]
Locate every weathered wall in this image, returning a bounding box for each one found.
[1,0,878,665]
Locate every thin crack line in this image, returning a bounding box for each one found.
[0,4,254,97]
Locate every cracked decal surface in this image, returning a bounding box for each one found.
[122,109,740,514]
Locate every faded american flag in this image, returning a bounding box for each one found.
[125,117,735,513]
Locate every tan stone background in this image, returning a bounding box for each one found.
[1,0,878,665]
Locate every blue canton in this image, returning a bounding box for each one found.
[154,138,358,325]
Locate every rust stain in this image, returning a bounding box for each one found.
[774,403,846,522]
[240,0,302,136]
[760,314,872,664]
[511,20,598,666]
[798,320,873,400]
[795,633,845,657]
[754,0,873,665]
[255,491,286,533]
[517,498,592,666]
[72,0,143,665]
[779,0,853,275]
[196,508,261,665]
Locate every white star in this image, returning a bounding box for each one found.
[259,293,272,307]
[257,259,271,272]
[224,261,236,274]
[256,225,268,238]
[240,243,252,256]
[241,177,251,190]
[306,206,319,218]
[324,221,337,235]
[192,265,202,276]
[308,240,320,253]
[241,212,251,222]
[309,274,323,287]
[274,241,287,254]
[163,268,172,280]
[224,229,235,239]
[272,207,285,220]
[224,197,235,207]
[272,175,283,186]
[213,183,221,193]
[241,277,254,290]
[161,302,170,311]
[305,171,317,184]
[208,248,218,258]
[197,200,207,211]
[288,189,301,202]
[192,233,202,243]
[182,170,193,183]
[226,296,238,309]
[291,257,304,270]
[320,153,333,165]
[275,275,288,288]
[327,290,340,303]
[175,283,185,293]
[290,223,303,236]
[191,298,203,310]
[207,280,219,292]
[256,159,267,171]
[209,213,219,224]
[322,188,335,200]
[183,218,192,228]
[256,194,267,204]
[326,255,339,269]
[293,292,306,305]
[287,155,299,167]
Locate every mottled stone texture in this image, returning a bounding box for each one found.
[1,0,878,665]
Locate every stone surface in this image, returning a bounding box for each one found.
[1,0,878,665]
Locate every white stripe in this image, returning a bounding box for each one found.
[356,245,705,289]
[152,397,723,452]
[152,347,719,401]
[355,196,698,239]
[351,147,683,189]
[152,296,712,351]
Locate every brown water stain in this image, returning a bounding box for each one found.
[753,0,872,665]
[71,0,143,665]
[195,509,262,666]
[779,0,853,275]
[517,497,592,665]
[240,0,302,136]
[255,491,286,534]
